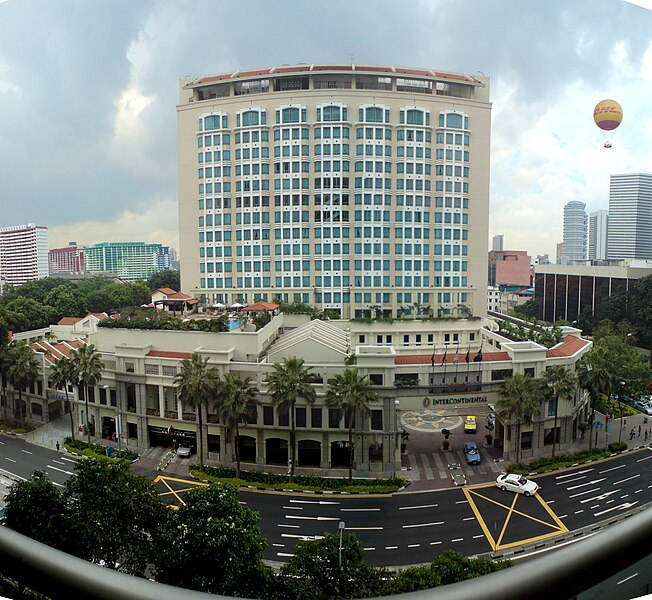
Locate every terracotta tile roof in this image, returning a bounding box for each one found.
[89,312,108,320]
[395,351,510,365]
[244,301,279,312]
[167,292,192,300]
[147,350,193,360]
[155,287,178,295]
[546,335,591,358]
[57,317,82,325]
[30,338,87,363]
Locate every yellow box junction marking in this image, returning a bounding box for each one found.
[153,475,207,507]
[463,482,569,551]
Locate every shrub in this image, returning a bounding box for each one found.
[64,437,138,461]
[608,441,628,452]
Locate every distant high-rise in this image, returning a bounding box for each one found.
[492,234,504,252]
[588,210,608,261]
[562,201,587,264]
[606,173,652,261]
[0,223,49,286]
[84,242,171,281]
[49,242,85,274]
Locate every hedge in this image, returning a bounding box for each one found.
[508,448,612,474]
[64,438,139,461]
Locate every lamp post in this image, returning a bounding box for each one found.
[392,399,400,478]
[338,520,345,571]
[618,380,626,444]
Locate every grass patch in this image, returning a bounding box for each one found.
[64,437,139,462]
[190,465,407,494]
[508,448,613,474]
[0,420,36,434]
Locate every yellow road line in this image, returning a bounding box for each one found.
[495,493,519,547]
[462,487,498,550]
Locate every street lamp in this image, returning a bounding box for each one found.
[392,399,400,478]
[338,520,345,571]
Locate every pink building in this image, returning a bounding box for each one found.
[49,242,85,274]
[488,250,532,288]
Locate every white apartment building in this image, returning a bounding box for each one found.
[0,223,49,286]
[177,64,492,319]
[588,209,608,261]
[561,201,587,264]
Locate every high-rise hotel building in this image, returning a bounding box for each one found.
[0,223,49,286]
[177,65,491,318]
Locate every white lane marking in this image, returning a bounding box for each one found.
[621,495,629,499]
[53,481,64,488]
[348,527,384,531]
[286,515,339,521]
[385,546,398,550]
[569,487,601,498]
[559,514,568,518]
[557,475,586,485]
[607,499,615,504]
[599,464,625,474]
[364,547,376,551]
[52,460,65,466]
[289,499,339,505]
[0,467,25,481]
[574,510,584,514]
[283,506,303,510]
[463,517,475,521]
[281,534,324,541]
[408,544,420,548]
[46,466,74,475]
[4,457,16,463]
[556,469,593,479]
[430,541,442,545]
[636,455,652,462]
[614,474,640,486]
[21,449,33,455]
[473,534,484,539]
[580,490,620,504]
[402,521,444,529]
[617,573,638,586]
[277,524,300,529]
[61,457,77,464]
[277,552,294,558]
[594,501,638,517]
[590,505,600,509]
[455,500,468,504]
[452,538,464,542]
[340,508,380,512]
[239,501,246,505]
[272,544,284,547]
[546,500,555,504]
[399,503,438,510]
[635,489,643,494]
[567,478,606,491]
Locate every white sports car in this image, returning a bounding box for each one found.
[496,473,539,496]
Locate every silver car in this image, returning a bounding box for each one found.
[496,473,539,496]
[176,442,193,458]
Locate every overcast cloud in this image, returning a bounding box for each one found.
[0,0,651,260]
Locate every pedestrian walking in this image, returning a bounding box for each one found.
[55,441,60,453]
[645,429,648,442]
[630,428,636,441]
[638,424,642,438]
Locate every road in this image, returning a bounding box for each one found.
[3,433,652,570]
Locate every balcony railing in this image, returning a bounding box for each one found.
[1,505,651,599]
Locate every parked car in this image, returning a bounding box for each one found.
[496,473,539,496]
[176,442,194,458]
[464,441,481,465]
[634,399,652,415]
[464,415,477,433]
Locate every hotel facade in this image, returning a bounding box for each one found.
[177,64,491,319]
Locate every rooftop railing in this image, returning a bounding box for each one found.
[1,506,651,599]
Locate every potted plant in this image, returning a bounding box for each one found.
[485,433,493,446]
[441,428,451,451]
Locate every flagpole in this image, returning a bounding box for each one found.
[430,343,436,393]
[441,343,448,384]
[453,341,460,382]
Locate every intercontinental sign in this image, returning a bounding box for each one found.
[423,395,488,407]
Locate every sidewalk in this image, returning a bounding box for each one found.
[569,410,652,454]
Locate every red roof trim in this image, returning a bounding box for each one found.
[395,351,510,365]
[147,350,193,360]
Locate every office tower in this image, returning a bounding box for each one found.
[561,201,587,264]
[84,242,170,281]
[588,210,608,261]
[49,242,85,274]
[0,223,49,286]
[556,243,564,264]
[177,64,492,319]
[491,234,504,251]
[607,173,652,261]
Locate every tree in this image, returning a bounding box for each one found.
[63,458,166,576]
[174,353,219,470]
[4,470,70,551]
[48,355,78,441]
[266,357,317,481]
[541,366,577,460]
[6,340,39,422]
[70,343,104,446]
[325,369,376,482]
[147,269,181,292]
[496,373,540,464]
[153,483,273,597]
[0,315,10,422]
[281,531,389,600]
[216,372,258,479]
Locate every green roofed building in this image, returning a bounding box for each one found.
[84,242,171,281]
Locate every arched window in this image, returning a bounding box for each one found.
[445,113,463,129]
[365,107,383,123]
[282,107,300,123]
[406,109,424,126]
[242,110,260,127]
[323,105,341,121]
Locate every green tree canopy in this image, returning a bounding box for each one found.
[6,340,40,422]
[70,343,104,445]
[147,269,181,292]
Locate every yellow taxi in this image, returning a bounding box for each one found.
[464,415,477,433]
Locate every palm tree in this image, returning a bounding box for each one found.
[174,353,219,470]
[577,347,617,450]
[6,341,40,423]
[216,372,258,479]
[325,369,376,483]
[49,356,78,441]
[542,365,577,460]
[266,356,318,481]
[496,373,540,464]
[70,343,104,447]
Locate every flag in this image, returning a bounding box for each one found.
[453,346,459,365]
[440,346,448,365]
[431,344,436,368]
[465,345,470,363]
[473,348,483,363]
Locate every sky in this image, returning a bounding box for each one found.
[0,0,651,260]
